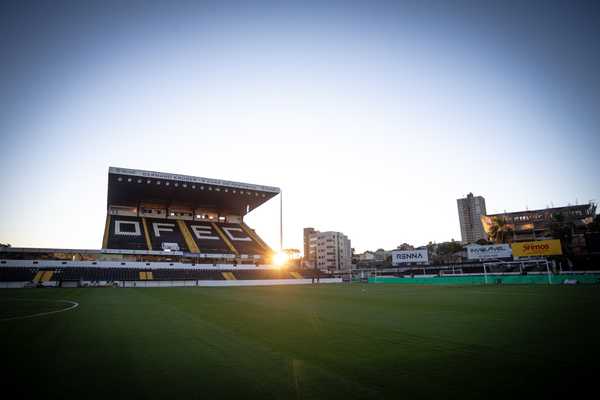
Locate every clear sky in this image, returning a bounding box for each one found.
[1,1,599,253]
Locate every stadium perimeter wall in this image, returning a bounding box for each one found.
[0,278,342,289]
[369,274,600,285]
[122,278,342,287]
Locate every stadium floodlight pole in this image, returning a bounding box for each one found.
[280,189,283,251]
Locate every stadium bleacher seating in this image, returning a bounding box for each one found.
[56,267,139,282]
[232,270,292,280]
[0,168,293,285]
[218,223,266,255]
[0,267,326,283]
[106,216,149,250]
[0,267,38,282]
[152,269,225,280]
[184,221,234,254]
[145,218,189,252]
[104,213,271,259]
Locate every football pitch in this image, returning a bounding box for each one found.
[2,284,599,399]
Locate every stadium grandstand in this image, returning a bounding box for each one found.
[0,167,337,288]
[481,203,596,242]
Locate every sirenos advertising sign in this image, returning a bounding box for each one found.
[512,239,562,257]
[392,249,429,266]
[467,244,512,260]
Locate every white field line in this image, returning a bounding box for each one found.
[0,299,79,322]
[467,290,556,297]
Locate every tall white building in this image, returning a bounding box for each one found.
[304,229,352,271]
[457,193,487,243]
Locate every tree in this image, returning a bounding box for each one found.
[487,216,513,244]
[430,241,464,265]
[447,241,464,254]
[586,214,600,233]
[550,213,574,257]
[436,241,463,256]
[283,248,301,260]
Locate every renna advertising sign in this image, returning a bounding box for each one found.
[466,244,512,260]
[392,249,429,266]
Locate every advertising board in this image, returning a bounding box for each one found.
[466,244,512,260]
[392,249,429,266]
[511,240,562,257]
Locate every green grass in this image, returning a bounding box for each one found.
[2,284,599,399]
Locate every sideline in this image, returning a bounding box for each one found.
[0,299,79,322]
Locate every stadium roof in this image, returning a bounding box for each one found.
[107,167,280,216]
[486,203,595,218]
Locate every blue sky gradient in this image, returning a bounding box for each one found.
[1,1,599,252]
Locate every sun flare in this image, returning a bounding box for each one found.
[273,251,289,267]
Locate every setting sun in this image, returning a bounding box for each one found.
[273,251,289,267]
